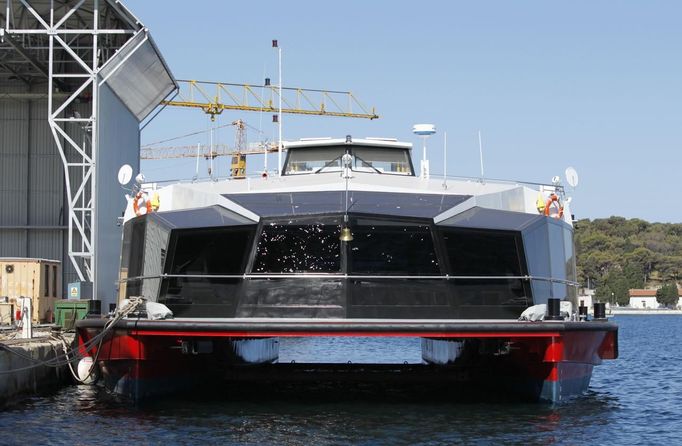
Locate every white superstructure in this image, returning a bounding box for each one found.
[126,137,572,226]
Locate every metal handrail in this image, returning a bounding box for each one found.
[119,273,579,287]
[144,171,564,193]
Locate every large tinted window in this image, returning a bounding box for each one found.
[351,147,412,175]
[141,218,171,300]
[169,227,253,274]
[563,226,576,281]
[253,219,341,273]
[128,219,146,277]
[563,226,578,300]
[120,218,146,298]
[285,147,345,174]
[442,228,523,276]
[439,228,529,315]
[159,227,253,316]
[522,222,550,301]
[548,222,567,298]
[521,219,575,301]
[350,220,439,275]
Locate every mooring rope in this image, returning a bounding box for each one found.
[0,297,146,377]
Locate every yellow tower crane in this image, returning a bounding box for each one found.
[230,119,247,178]
[163,79,380,121]
[140,119,274,176]
[144,79,379,178]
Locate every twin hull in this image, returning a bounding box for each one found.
[76,318,618,403]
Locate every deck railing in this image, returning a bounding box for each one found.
[119,273,579,288]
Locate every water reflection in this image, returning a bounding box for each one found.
[0,378,625,446]
[4,317,682,445]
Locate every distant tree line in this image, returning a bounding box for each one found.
[575,217,682,307]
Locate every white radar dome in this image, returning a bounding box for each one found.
[412,124,436,136]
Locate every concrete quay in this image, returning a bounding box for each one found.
[0,330,74,408]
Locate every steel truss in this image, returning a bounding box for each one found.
[2,0,140,284]
[165,79,380,121]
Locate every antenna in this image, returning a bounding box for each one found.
[478,130,484,179]
[412,124,436,179]
[261,65,268,174]
[273,39,283,175]
[194,142,200,181]
[209,122,215,179]
[443,132,447,189]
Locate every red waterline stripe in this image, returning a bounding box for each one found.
[129,330,563,338]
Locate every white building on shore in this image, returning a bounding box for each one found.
[628,289,660,309]
[578,288,595,310]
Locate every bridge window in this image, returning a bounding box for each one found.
[350,220,439,275]
[253,219,342,273]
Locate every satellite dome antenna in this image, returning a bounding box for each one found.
[565,166,579,188]
[117,164,133,186]
[412,124,436,179]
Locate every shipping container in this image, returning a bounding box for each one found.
[0,258,62,323]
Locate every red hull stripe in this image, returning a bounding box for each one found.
[129,330,562,338]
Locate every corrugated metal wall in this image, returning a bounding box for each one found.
[0,80,86,295]
[0,86,29,230]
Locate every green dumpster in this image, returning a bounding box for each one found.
[54,301,92,329]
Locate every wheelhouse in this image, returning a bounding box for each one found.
[282,137,415,176]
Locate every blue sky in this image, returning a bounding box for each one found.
[126,1,682,223]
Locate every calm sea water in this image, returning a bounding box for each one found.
[2,315,681,445]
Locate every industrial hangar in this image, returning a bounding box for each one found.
[0,0,176,307]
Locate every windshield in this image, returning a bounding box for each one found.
[351,147,412,174]
[285,147,345,174]
[284,145,413,175]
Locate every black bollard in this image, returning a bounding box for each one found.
[593,302,606,320]
[578,301,589,321]
[545,298,563,320]
[88,299,102,317]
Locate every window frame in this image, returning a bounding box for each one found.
[282,145,416,177]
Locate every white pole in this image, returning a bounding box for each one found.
[90,0,100,288]
[210,125,214,179]
[278,45,283,175]
[20,297,32,339]
[260,64,268,174]
[443,132,447,186]
[478,130,484,179]
[264,142,268,173]
[194,142,200,180]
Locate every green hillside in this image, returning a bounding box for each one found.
[574,217,682,305]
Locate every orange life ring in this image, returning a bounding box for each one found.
[133,191,152,216]
[544,193,564,219]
